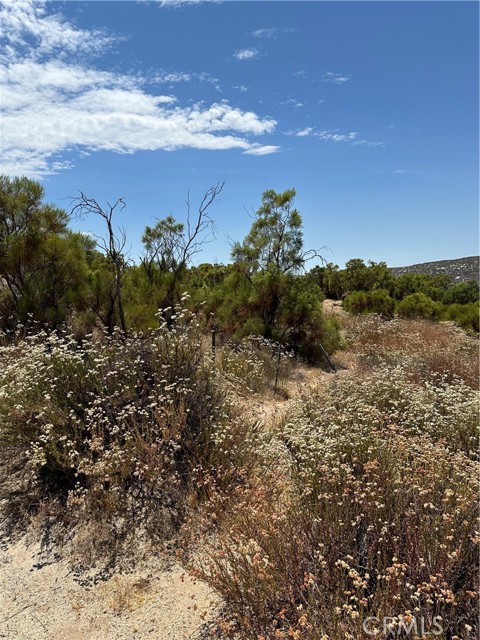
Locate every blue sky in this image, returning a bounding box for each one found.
[1,0,478,268]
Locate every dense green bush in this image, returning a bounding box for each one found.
[342,290,368,314]
[392,273,451,302]
[443,302,479,332]
[396,292,442,320]
[367,288,396,317]
[0,176,91,331]
[442,281,479,305]
[343,289,395,318]
[343,285,478,334]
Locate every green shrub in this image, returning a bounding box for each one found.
[343,290,369,314]
[443,281,479,305]
[367,289,395,317]
[396,292,441,320]
[344,289,395,318]
[443,302,479,333]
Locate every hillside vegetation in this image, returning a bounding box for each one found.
[0,176,478,639]
[390,256,479,283]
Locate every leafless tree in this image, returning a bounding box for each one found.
[141,182,224,311]
[71,193,128,336]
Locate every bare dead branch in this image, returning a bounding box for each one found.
[70,191,128,336]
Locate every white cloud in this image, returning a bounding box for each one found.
[243,144,280,156]
[318,130,357,142]
[1,0,278,178]
[295,127,314,137]
[287,128,357,142]
[233,48,259,61]
[251,27,278,39]
[155,0,222,7]
[151,70,220,87]
[352,139,385,148]
[152,71,192,83]
[233,85,249,92]
[286,126,384,147]
[322,71,351,85]
[252,26,295,39]
[0,0,115,60]
[280,98,304,109]
[252,27,275,38]
[394,169,406,174]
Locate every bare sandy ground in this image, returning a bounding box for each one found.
[322,298,346,317]
[0,536,221,640]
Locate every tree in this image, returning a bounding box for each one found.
[226,188,341,361]
[140,182,223,312]
[309,263,347,299]
[232,188,321,276]
[141,214,185,282]
[85,252,119,335]
[232,188,323,336]
[392,273,450,302]
[442,281,479,305]
[71,193,129,336]
[0,175,89,331]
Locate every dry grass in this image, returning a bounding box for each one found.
[216,336,293,397]
[342,315,479,389]
[190,318,479,640]
[100,575,152,613]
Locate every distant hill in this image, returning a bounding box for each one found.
[390,256,479,283]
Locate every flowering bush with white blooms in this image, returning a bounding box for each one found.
[196,340,479,638]
[0,307,252,551]
[217,336,293,396]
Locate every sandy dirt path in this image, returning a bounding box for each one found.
[0,536,221,640]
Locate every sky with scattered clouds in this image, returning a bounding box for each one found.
[1,0,478,266]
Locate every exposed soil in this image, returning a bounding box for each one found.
[0,535,221,640]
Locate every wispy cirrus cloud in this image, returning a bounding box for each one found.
[286,127,384,147]
[243,144,280,156]
[322,71,351,85]
[280,98,304,109]
[352,139,385,148]
[150,70,221,91]
[1,0,279,178]
[252,26,294,39]
[288,128,358,142]
[233,48,259,61]
[293,127,314,138]
[154,0,223,7]
[151,70,193,83]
